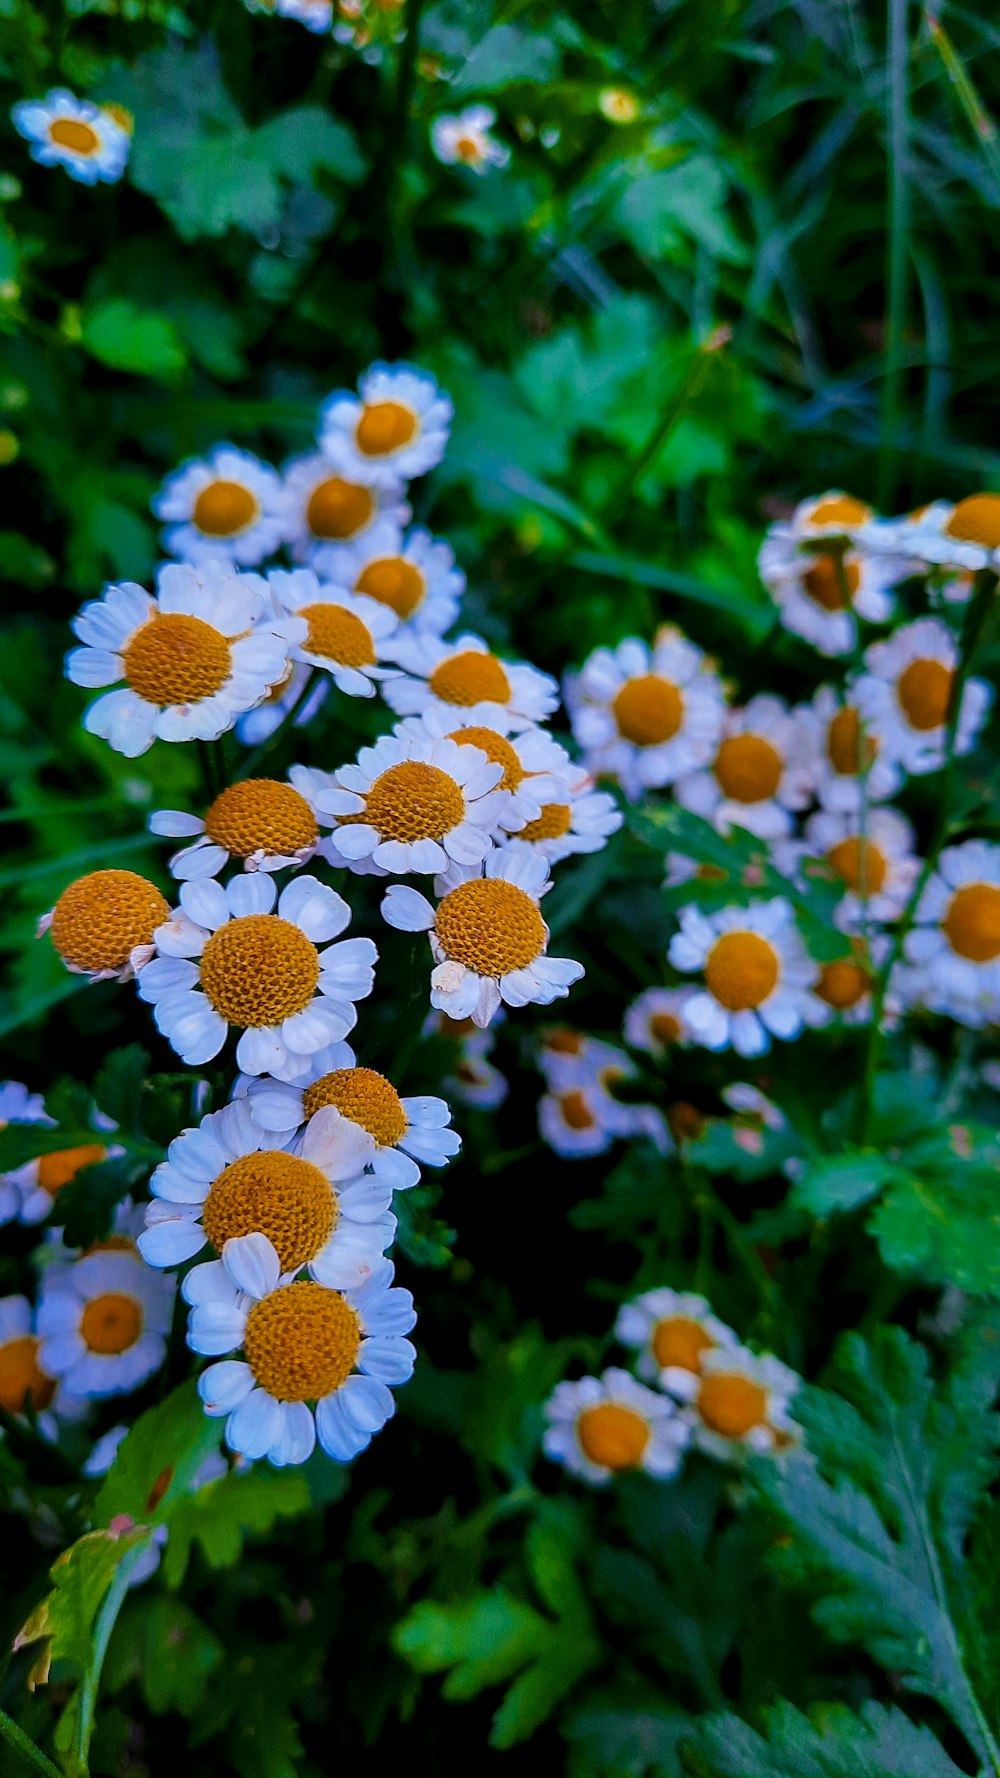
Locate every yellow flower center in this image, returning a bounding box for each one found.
[801,554,860,612]
[557,1089,596,1130]
[649,1011,682,1045]
[434,878,546,976]
[356,556,426,617]
[429,650,511,708]
[668,1101,706,1142]
[652,1315,715,1373]
[447,727,524,790]
[576,1401,650,1470]
[360,761,465,842]
[49,116,99,155]
[355,400,418,458]
[816,957,871,1009]
[455,135,484,163]
[0,1336,56,1415]
[100,102,133,134]
[199,915,320,1027]
[544,1027,585,1055]
[301,1066,408,1147]
[204,779,318,859]
[518,803,572,842]
[50,869,169,973]
[897,658,952,731]
[191,480,260,539]
[37,1143,108,1196]
[202,1151,336,1270]
[826,836,888,895]
[805,494,871,530]
[123,613,232,706]
[705,931,779,1011]
[599,87,640,123]
[80,1292,143,1356]
[612,675,683,746]
[942,883,1000,963]
[306,476,375,540]
[244,1281,360,1402]
[300,602,376,668]
[944,492,1000,547]
[713,735,782,803]
[697,1372,769,1438]
[826,706,877,776]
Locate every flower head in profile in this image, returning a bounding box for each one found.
[308,518,464,634]
[623,988,697,1058]
[318,362,453,489]
[543,1368,690,1486]
[678,1346,799,1461]
[40,870,170,982]
[37,1248,174,1399]
[382,632,558,731]
[669,898,821,1057]
[66,563,305,757]
[904,840,1000,1027]
[564,631,725,802]
[675,694,814,840]
[150,778,321,881]
[853,617,992,777]
[137,874,377,1077]
[280,454,410,562]
[615,1288,739,1393]
[12,89,130,184]
[431,106,510,173]
[154,447,286,567]
[268,569,400,698]
[861,492,1000,573]
[186,1233,416,1467]
[799,685,902,814]
[758,529,905,657]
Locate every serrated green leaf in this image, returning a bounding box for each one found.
[790,1152,906,1216]
[106,1594,223,1716]
[94,1382,225,1530]
[393,1590,548,1697]
[680,1699,972,1777]
[869,1162,1000,1296]
[14,1526,150,1689]
[617,156,747,265]
[161,1465,311,1587]
[565,1692,693,1777]
[449,24,559,93]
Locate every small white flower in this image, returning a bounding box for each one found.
[268,568,400,698]
[423,1012,509,1110]
[186,1233,416,1467]
[394,706,571,833]
[615,1288,739,1393]
[788,807,921,929]
[309,517,463,634]
[678,1345,799,1461]
[382,631,557,732]
[853,617,992,777]
[137,874,377,1079]
[154,447,286,567]
[808,937,881,1026]
[0,1294,83,1439]
[542,1368,690,1486]
[798,685,902,813]
[66,562,305,758]
[905,840,1000,1026]
[150,777,322,881]
[564,630,725,802]
[506,762,621,865]
[538,1033,668,1156]
[12,89,130,184]
[776,490,875,542]
[431,106,510,173]
[758,531,905,657]
[4,1115,121,1228]
[318,361,453,489]
[669,898,822,1057]
[240,1041,459,1192]
[859,494,1000,572]
[381,842,584,1028]
[37,1249,174,1399]
[623,988,697,1057]
[676,695,815,840]
[280,453,410,562]
[0,1083,53,1226]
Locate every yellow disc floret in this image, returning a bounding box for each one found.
[355,401,418,457]
[448,727,524,789]
[49,116,99,155]
[50,869,169,974]
[801,555,859,612]
[577,1401,649,1470]
[826,836,888,895]
[652,1315,716,1373]
[942,883,1000,963]
[300,603,375,667]
[81,1292,143,1356]
[713,735,782,803]
[123,613,232,706]
[0,1336,55,1415]
[37,1144,107,1196]
[945,492,1000,547]
[816,957,870,1009]
[804,494,871,530]
[558,1090,595,1130]
[356,557,426,618]
[612,675,683,746]
[244,1281,360,1402]
[192,480,260,538]
[897,659,952,731]
[429,650,511,708]
[697,1371,768,1438]
[434,878,546,975]
[518,804,572,843]
[705,932,779,1011]
[202,1152,336,1270]
[362,761,465,843]
[302,1066,407,1148]
[826,706,877,776]
[306,476,375,540]
[649,1011,682,1045]
[204,779,318,859]
[199,915,320,1027]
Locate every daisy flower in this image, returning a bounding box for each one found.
[623,988,696,1058]
[538,1033,669,1156]
[394,707,571,833]
[154,448,285,568]
[66,562,305,758]
[563,631,725,801]
[758,535,904,657]
[268,569,400,698]
[382,631,557,732]
[12,89,130,184]
[542,1368,690,1486]
[861,493,1000,572]
[795,807,921,928]
[43,1195,147,1278]
[304,732,508,877]
[0,1083,53,1225]
[4,1115,120,1228]
[507,764,621,864]
[280,454,410,562]
[424,1012,509,1110]
[615,1288,739,1393]
[668,898,822,1057]
[0,1296,76,1440]
[309,518,463,633]
[905,840,1000,1026]
[382,842,584,1028]
[139,1099,394,1289]
[853,618,992,777]
[810,936,879,1026]
[240,1041,459,1192]
[675,695,815,840]
[318,362,453,489]
[150,778,322,881]
[431,106,510,173]
[137,874,377,1077]
[37,1249,174,1399]
[186,1233,416,1467]
[800,685,902,813]
[40,870,169,983]
[678,1346,799,1461]
[776,490,875,542]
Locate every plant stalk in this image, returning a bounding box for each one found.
[0,1708,61,1778]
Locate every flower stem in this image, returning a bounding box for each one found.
[70,1542,149,1778]
[0,1708,61,1778]
[608,326,731,514]
[878,0,911,511]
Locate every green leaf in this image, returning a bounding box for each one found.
[617,156,747,264]
[13,1526,150,1690]
[870,1158,1000,1296]
[449,24,559,93]
[51,1152,151,1249]
[790,1153,906,1216]
[92,1045,152,1135]
[160,1465,311,1588]
[394,1590,549,1696]
[81,299,187,381]
[681,1699,972,1777]
[106,1594,223,1717]
[565,1692,693,1777]
[94,1382,225,1530]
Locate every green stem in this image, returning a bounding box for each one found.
[70,1544,148,1778]
[925,10,1000,200]
[0,1708,61,1778]
[878,0,911,511]
[608,326,731,513]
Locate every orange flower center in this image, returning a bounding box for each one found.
[204,779,318,858]
[826,836,888,895]
[668,1101,706,1142]
[306,477,375,540]
[713,735,783,803]
[697,1372,769,1437]
[244,1281,360,1402]
[37,1143,107,1195]
[356,556,426,617]
[826,706,877,776]
[355,401,418,458]
[944,492,1000,547]
[544,1028,584,1055]
[455,135,484,163]
[199,915,320,1027]
[49,116,99,155]
[612,675,683,747]
[942,883,1000,963]
[434,878,546,975]
[123,613,232,706]
[802,554,859,612]
[897,658,952,731]
[576,1401,650,1470]
[0,1336,56,1414]
[302,1066,408,1147]
[558,1089,595,1130]
[518,803,572,842]
[80,1292,143,1355]
[429,651,511,708]
[448,726,524,790]
[191,480,260,538]
[300,603,375,668]
[652,1315,715,1373]
[816,957,871,1009]
[805,494,871,530]
[202,1151,336,1270]
[705,931,779,1011]
[50,870,169,973]
[361,761,465,842]
[649,1011,682,1045]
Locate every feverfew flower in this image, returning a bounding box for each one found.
[37,1249,174,1399]
[318,362,453,489]
[758,534,904,657]
[905,840,1000,1026]
[800,685,902,813]
[508,763,622,865]
[306,733,507,877]
[383,843,584,1028]
[810,937,878,1025]
[679,1346,799,1462]
[543,1369,690,1486]
[796,807,921,928]
[853,618,992,776]
[0,1296,74,1440]
[154,448,286,567]
[394,707,571,833]
[431,106,510,173]
[268,569,400,698]
[150,779,322,881]
[235,663,322,747]
[564,632,725,801]
[382,632,558,731]
[12,89,130,184]
[538,1032,668,1157]
[280,454,410,562]
[186,1234,416,1467]
[861,493,1000,573]
[424,1012,508,1110]
[40,870,169,983]
[623,988,697,1057]
[615,1288,739,1392]
[675,695,814,840]
[66,563,305,758]
[137,874,377,1078]
[4,1115,120,1228]
[669,899,821,1057]
[775,490,874,543]
[276,0,333,29]
[309,519,463,634]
